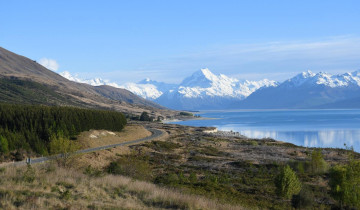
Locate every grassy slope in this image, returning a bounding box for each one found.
[0,164,241,210]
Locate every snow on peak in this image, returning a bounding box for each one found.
[60,71,84,83]
[200,68,217,80]
[175,69,277,99]
[120,83,163,100]
[285,70,360,88]
[58,71,169,100]
[302,70,316,78]
[180,68,218,88]
[59,71,121,88]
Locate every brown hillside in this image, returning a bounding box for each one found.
[0,47,175,116]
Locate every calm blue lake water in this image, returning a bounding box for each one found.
[169,110,360,152]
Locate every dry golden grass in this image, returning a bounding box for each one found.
[78,124,151,148]
[72,147,132,170]
[0,163,242,210]
[72,125,168,170]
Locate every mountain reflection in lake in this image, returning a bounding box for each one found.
[168,109,360,152]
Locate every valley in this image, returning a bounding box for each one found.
[0,45,359,209]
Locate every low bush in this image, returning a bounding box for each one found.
[291,187,314,209]
[144,141,181,152]
[107,155,152,181]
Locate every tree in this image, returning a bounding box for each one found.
[49,136,80,167]
[275,165,302,199]
[140,112,151,121]
[329,160,360,208]
[309,150,328,174]
[0,135,9,154]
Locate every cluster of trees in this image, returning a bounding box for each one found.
[276,149,360,209]
[128,112,156,122]
[0,103,126,155]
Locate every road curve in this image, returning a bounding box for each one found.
[9,127,164,166]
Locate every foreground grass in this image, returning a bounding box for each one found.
[0,163,241,210]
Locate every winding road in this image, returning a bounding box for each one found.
[8,127,164,166]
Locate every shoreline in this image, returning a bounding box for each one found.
[163,117,358,152]
[162,116,217,123]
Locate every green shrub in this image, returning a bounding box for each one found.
[107,155,152,181]
[22,164,36,183]
[189,172,197,183]
[309,150,328,174]
[275,165,302,199]
[60,189,72,200]
[329,160,360,208]
[291,187,314,209]
[199,146,221,156]
[145,141,181,152]
[0,135,9,154]
[250,140,258,146]
[296,161,305,174]
[155,173,180,185]
[84,165,103,177]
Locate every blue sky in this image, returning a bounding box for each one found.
[1,0,360,84]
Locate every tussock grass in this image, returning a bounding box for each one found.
[0,163,242,209]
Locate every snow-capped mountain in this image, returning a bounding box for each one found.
[283,70,360,88]
[59,69,360,110]
[119,83,163,100]
[60,71,121,88]
[154,68,278,110]
[180,68,278,99]
[59,68,277,106]
[238,70,360,109]
[121,78,177,100]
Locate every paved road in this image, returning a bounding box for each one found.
[9,127,164,166]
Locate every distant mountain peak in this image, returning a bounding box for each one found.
[302,70,316,78]
[140,78,152,83]
[180,68,232,88]
[284,70,360,88]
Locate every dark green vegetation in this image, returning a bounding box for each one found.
[105,124,360,209]
[179,112,193,117]
[0,77,86,107]
[0,103,126,157]
[329,156,360,208]
[127,111,156,122]
[140,111,153,121]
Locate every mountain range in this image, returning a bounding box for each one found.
[238,70,360,109]
[62,68,360,110]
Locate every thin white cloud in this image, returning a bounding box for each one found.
[38,58,59,71]
[143,35,360,81]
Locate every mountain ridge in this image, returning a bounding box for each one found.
[0,47,173,116]
[237,70,360,109]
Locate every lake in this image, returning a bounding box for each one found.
[168,109,360,152]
